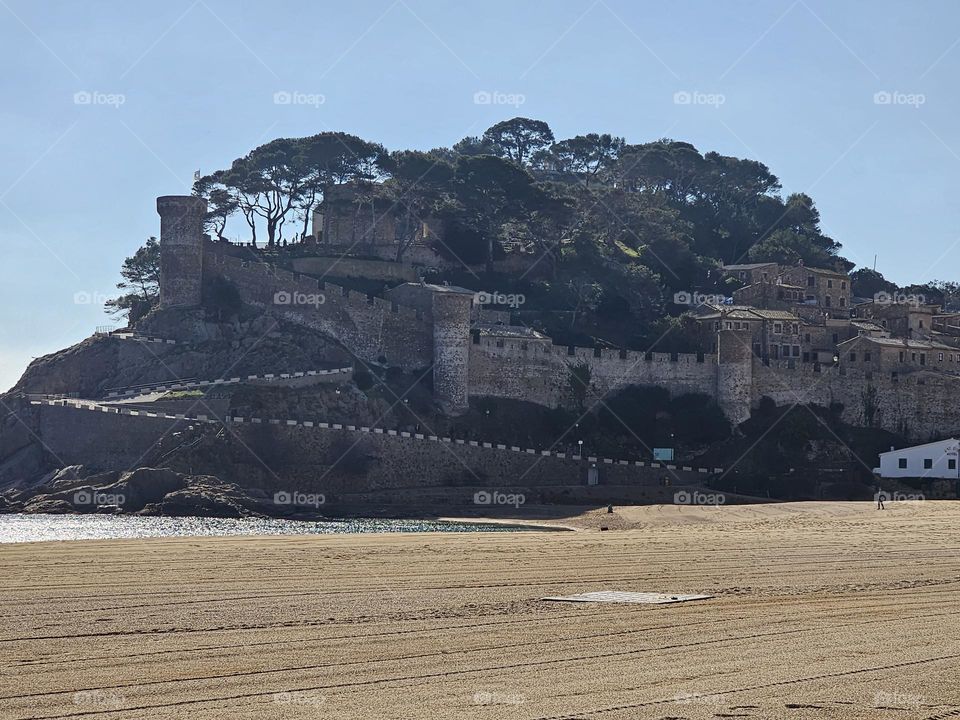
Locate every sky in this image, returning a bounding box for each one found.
[2,0,960,392]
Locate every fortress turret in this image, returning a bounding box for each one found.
[157,195,206,308]
[716,328,754,426]
[431,288,474,415]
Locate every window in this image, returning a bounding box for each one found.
[951,459,957,470]
[924,458,933,469]
[774,323,782,333]
[734,322,741,329]
[920,320,925,328]
[842,281,847,289]
[849,352,857,362]
[825,296,832,307]
[714,321,720,330]
[940,353,945,362]
[782,345,790,357]
[899,458,908,469]
[864,352,872,362]
[827,279,833,288]
[912,353,917,362]
[804,333,811,342]
[920,353,926,366]
[840,297,846,307]
[725,321,733,329]
[899,351,905,362]
[792,345,800,357]
[808,275,815,287]
[742,322,749,329]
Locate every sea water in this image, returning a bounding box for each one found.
[0,513,531,543]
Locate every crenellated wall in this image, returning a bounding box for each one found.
[751,359,960,439]
[468,333,719,408]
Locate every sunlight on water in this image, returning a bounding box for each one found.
[0,514,528,543]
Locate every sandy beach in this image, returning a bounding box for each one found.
[2,501,959,719]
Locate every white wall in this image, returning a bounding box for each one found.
[879,441,960,478]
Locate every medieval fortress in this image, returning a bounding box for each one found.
[158,195,960,441]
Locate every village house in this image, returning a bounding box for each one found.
[720,262,780,286]
[874,438,960,479]
[732,278,806,311]
[689,305,803,361]
[854,299,940,339]
[778,263,851,319]
[836,335,960,376]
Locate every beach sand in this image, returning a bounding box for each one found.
[1,501,959,719]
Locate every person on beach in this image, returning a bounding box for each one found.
[877,488,885,510]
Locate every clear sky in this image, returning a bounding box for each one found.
[2,0,959,392]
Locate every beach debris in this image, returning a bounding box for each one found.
[541,591,712,605]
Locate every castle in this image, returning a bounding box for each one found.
[158,195,960,440]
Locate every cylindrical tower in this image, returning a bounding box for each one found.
[157,195,206,308]
[431,289,473,415]
[716,328,754,426]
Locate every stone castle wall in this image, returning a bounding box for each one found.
[467,334,719,409]
[751,360,960,439]
[204,246,434,371]
[157,196,960,440]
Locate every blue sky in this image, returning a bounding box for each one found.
[2,0,959,391]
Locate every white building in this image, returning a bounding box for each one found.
[874,438,960,478]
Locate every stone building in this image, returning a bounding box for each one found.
[720,262,780,285]
[778,263,851,318]
[854,299,940,339]
[312,183,445,264]
[690,305,804,361]
[732,279,805,311]
[836,335,960,376]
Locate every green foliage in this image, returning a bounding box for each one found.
[850,268,896,299]
[192,118,880,350]
[105,236,160,323]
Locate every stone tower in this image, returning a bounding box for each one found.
[431,288,474,415]
[715,328,754,426]
[157,195,206,308]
